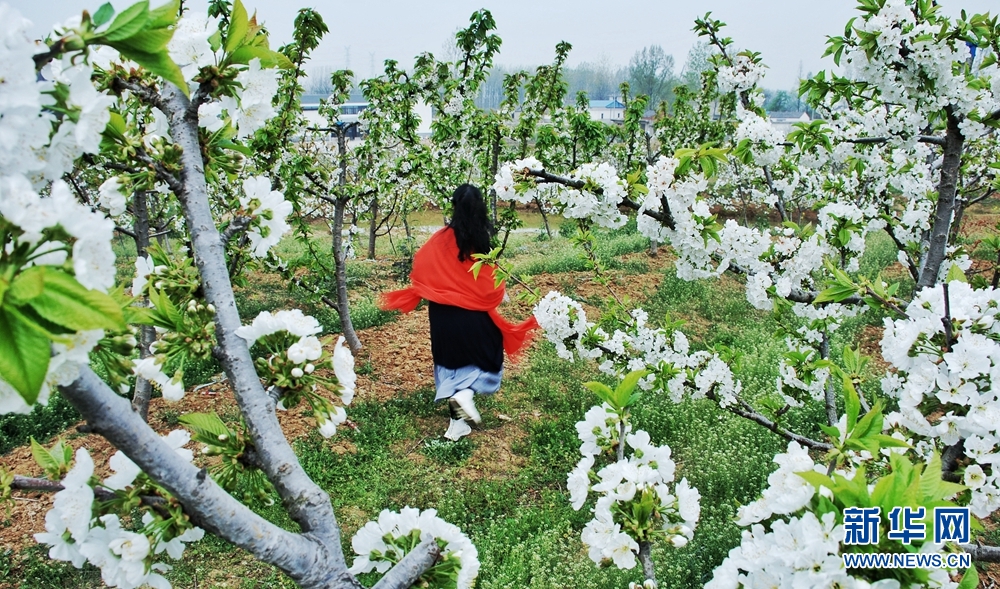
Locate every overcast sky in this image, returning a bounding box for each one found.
[12,0,998,90]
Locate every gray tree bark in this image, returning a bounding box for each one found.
[130,189,155,421]
[367,195,378,260]
[332,128,363,354]
[918,111,965,289]
[638,541,656,586]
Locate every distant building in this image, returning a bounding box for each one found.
[588,98,625,124]
[768,111,811,136]
[300,93,432,138]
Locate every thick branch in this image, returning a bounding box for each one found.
[221,216,252,245]
[58,369,334,584]
[134,146,185,196]
[918,110,965,288]
[941,440,965,483]
[370,540,442,589]
[762,165,789,223]
[963,543,1000,562]
[820,333,837,427]
[131,189,154,421]
[114,225,137,239]
[158,83,359,588]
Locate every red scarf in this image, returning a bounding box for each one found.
[380,227,538,361]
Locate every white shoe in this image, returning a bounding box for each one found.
[450,389,481,424]
[444,418,472,441]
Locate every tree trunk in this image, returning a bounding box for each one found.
[130,189,155,421]
[333,128,363,354]
[949,198,966,243]
[820,332,837,427]
[534,196,552,239]
[403,213,414,256]
[918,111,965,289]
[489,127,500,226]
[638,541,656,586]
[367,195,378,260]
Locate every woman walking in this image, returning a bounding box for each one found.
[380,184,538,440]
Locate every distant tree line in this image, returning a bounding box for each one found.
[304,41,813,117]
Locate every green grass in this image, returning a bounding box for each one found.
[509,225,651,277]
[0,393,81,455]
[5,219,909,588]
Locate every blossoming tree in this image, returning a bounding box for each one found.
[6,0,1000,587]
[499,0,1000,586]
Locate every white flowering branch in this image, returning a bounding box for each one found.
[522,167,676,229]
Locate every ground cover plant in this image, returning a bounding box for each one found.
[4,0,1000,588]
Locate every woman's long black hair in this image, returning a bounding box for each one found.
[448,184,494,262]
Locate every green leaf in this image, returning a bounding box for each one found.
[6,267,46,305]
[873,434,909,449]
[946,263,968,283]
[795,470,836,490]
[217,139,252,156]
[225,0,249,53]
[178,412,231,441]
[613,369,649,408]
[819,424,842,442]
[843,373,860,432]
[92,3,115,27]
[850,403,881,440]
[115,47,188,96]
[812,284,859,304]
[103,111,128,144]
[582,381,615,407]
[0,308,51,404]
[148,288,181,327]
[870,471,895,508]
[102,0,149,42]
[146,0,179,29]
[109,26,174,53]
[921,452,966,502]
[30,437,61,479]
[27,268,126,332]
[229,45,294,69]
[957,564,979,589]
[124,305,156,326]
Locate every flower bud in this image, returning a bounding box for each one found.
[291,367,304,378]
[304,364,315,374]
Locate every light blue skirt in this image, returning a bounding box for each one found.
[433,364,502,402]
